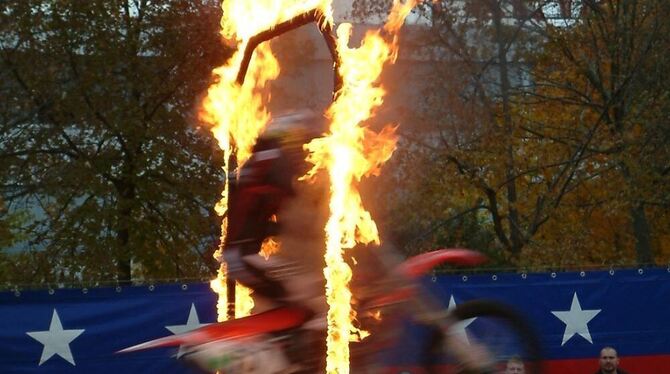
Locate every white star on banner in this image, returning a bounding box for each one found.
[165,303,210,357]
[447,296,476,344]
[551,292,601,346]
[26,309,85,366]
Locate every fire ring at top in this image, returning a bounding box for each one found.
[235,8,342,94]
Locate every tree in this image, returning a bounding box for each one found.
[0,0,231,286]
[359,1,591,265]
[530,0,670,265]
[357,0,670,269]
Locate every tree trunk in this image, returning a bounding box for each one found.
[630,202,653,265]
[491,1,523,255]
[116,226,132,285]
[115,180,136,285]
[620,163,654,266]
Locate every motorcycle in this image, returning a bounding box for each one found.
[119,248,544,373]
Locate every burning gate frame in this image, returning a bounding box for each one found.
[226,8,343,319]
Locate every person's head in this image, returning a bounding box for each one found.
[505,357,525,374]
[599,347,620,373]
[260,109,325,148]
[258,109,326,174]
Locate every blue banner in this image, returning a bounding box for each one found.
[0,283,217,373]
[440,268,670,359]
[1,268,669,373]
[385,268,670,373]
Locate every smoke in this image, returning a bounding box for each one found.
[276,170,330,272]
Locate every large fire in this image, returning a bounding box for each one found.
[200,0,417,371]
[202,0,332,321]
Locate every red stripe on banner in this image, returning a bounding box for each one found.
[543,355,670,374]
[376,355,670,374]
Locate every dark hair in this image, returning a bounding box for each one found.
[507,356,524,365]
[600,346,619,357]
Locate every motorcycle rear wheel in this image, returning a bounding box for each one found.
[422,299,543,374]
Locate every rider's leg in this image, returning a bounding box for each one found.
[223,247,290,312]
[225,246,326,329]
[243,254,327,329]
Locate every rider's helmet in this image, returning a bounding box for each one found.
[256,109,326,174]
[261,109,324,147]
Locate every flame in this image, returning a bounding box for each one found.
[201,0,416,371]
[209,263,254,320]
[260,236,281,259]
[303,1,416,372]
[203,43,277,319]
[219,0,333,42]
[369,309,383,321]
[203,1,336,323]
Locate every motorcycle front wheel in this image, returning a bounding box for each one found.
[422,299,544,374]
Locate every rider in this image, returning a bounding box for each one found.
[222,109,327,323]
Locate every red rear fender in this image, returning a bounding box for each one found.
[117,306,310,353]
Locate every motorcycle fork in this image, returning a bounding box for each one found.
[408,287,497,374]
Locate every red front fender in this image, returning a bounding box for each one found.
[397,248,487,279]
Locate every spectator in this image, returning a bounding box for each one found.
[505,356,525,374]
[595,347,630,374]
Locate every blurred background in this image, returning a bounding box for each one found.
[1,0,669,288]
